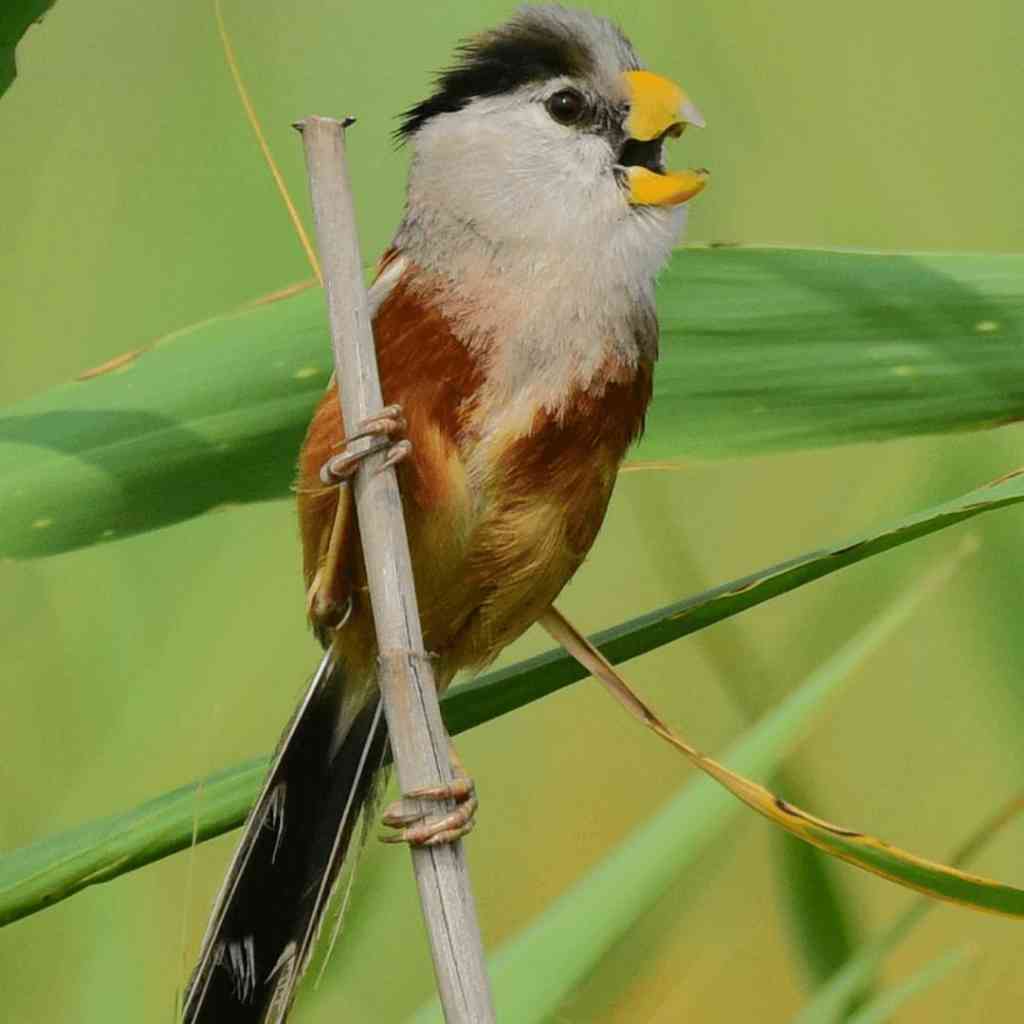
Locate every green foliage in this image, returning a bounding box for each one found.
[791,905,929,1024]
[776,833,864,999]
[656,249,1024,457]
[3,2,1023,1021]
[0,758,267,927]
[0,0,55,97]
[1,248,1022,559]
[408,571,943,1023]
[842,947,970,1024]
[4,470,1022,926]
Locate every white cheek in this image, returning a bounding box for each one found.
[396,94,689,421]
[410,100,623,246]
[402,92,684,323]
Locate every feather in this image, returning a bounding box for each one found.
[183,654,386,1022]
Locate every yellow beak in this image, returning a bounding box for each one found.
[621,70,708,207]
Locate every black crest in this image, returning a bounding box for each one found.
[396,11,596,142]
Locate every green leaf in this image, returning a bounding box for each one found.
[440,468,1024,737]
[0,759,268,927]
[2,468,1023,926]
[791,793,1023,1024]
[0,0,56,98]
[2,247,1023,558]
[0,287,329,559]
[626,490,867,1003]
[653,247,1024,459]
[843,946,970,1024]
[407,575,934,1024]
[792,905,928,1024]
[776,828,864,1001]
[539,552,1024,924]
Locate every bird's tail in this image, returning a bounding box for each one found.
[183,651,387,1023]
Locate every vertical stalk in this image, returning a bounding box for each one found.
[295,115,495,1023]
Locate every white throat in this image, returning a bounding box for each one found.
[391,102,686,421]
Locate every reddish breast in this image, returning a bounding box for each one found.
[297,256,654,672]
[499,359,652,547]
[372,270,484,508]
[295,262,483,610]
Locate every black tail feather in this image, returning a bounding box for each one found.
[184,653,386,1023]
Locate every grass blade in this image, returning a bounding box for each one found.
[2,247,1022,558]
[652,247,1024,460]
[792,905,929,1024]
[791,794,1024,1024]
[0,759,267,926]
[3,473,1023,925]
[539,552,1024,920]
[629,487,866,1002]
[776,831,863,999]
[843,946,971,1024]
[440,468,1024,737]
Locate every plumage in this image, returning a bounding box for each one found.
[298,256,652,681]
[185,6,706,1021]
[396,7,629,140]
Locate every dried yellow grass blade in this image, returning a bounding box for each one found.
[539,555,1024,919]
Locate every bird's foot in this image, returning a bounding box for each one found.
[305,575,351,634]
[379,776,478,847]
[320,404,411,485]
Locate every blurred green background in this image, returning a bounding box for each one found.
[2,1,1023,1021]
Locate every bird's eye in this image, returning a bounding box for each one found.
[545,88,587,126]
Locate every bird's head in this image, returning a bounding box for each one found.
[394,5,706,280]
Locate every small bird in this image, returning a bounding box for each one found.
[184,6,705,1021]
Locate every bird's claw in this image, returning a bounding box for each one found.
[319,404,411,485]
[305,578,351,633]
[379,777,478,847]
[339,404,407,446]
[376,439,413,475]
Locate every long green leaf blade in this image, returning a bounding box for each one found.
[627,497,867,1004]
[793,905,928,1024]
[0,289,328,559]
[776,831,864,1001]
[842,946,970,1024]
[654,247,1024,458]
[2,468,1022,926]
[440,467,1024,735]
[2,247,1022,558]
[0,759,268,927]
[534,556,1024,921]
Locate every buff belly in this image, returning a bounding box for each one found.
[298,399,619,691]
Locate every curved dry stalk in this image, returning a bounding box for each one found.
[539,542,1024,919]
[213,0,321,282]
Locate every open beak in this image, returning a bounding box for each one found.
[620,70,708,207]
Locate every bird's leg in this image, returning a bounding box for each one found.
[305,499,351,633]
[379,741,478,847]
[307,405,411,633]
[319,404,411,485]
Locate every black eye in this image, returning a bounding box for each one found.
[545,88,586,126]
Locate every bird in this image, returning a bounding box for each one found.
[183,6,706,1021]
